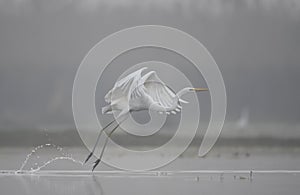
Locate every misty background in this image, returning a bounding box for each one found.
[0,0,300,144]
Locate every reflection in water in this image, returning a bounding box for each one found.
[1,171,300,195]
[92,176,105,195]
[16,174,104,195]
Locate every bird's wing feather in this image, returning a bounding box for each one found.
[140,71,177,109]
[104,67,147,104]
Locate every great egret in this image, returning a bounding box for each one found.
[85,67,208,171]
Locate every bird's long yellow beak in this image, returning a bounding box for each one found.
[193,88,208,91]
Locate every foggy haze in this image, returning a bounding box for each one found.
[0,0,299,130]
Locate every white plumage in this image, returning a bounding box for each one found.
[102,67,202,118]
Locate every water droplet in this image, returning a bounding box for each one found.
[17,143,84,172]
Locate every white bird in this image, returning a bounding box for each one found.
[85,67,208,171]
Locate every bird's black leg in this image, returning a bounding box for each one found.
[85,119,115,163]
[92,122,120,171]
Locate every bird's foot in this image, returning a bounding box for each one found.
[92,159,101,171]
[85,152,93,164]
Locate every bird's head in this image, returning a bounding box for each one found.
[177,87,208,99]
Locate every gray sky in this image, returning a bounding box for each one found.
[0,0,299,130]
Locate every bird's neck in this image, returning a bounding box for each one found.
[176,88,190,98]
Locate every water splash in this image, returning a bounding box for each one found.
[30,156,84,172]
[16,143,84,174]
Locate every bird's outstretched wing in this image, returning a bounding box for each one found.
[104,67,147,104]
[137,71,182,114]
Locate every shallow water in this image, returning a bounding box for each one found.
[1,171,300,195]
[1,144,300,194]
